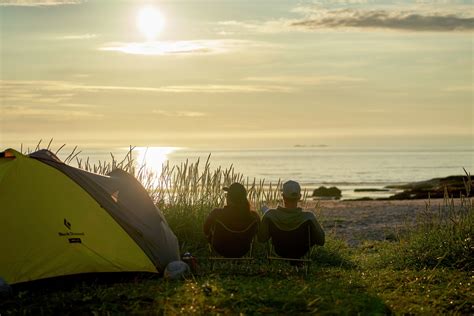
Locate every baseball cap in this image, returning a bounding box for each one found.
[223,182,247,200]
[282,180,301,199]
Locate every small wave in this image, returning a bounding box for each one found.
[319,181,402,186]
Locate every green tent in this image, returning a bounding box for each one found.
[0,148,180,284]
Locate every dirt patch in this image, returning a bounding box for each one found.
[306,199,450,246]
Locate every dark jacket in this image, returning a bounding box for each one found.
[203,206,260,257]
[203,206,260,237]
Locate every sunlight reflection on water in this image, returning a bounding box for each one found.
[135,147,179,181]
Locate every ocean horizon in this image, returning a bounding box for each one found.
[45,145,474,200]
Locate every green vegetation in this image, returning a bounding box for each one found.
[383,198,473,272]
[1,144,472,315]
[2,235,471,315]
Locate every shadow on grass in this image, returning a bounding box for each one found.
[236,276,387,314]
[282,234,356,269]
[164,272,391,315]
[311,244,356,269]
[1,265,390,315]
[185,238,388,314]
[0,235,381,315]
[1,273,162,315]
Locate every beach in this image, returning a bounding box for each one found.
[311,198,449,246]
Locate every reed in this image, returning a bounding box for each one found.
[22,140,311,209]
[22,142,307,251]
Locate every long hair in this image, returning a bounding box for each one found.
[227,195,251,214]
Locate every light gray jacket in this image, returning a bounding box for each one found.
[258,206,325,246]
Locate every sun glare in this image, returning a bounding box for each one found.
[137,6,165,41]
[135,147,177,181]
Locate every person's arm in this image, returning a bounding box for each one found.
[310,216,325,246]
[260,205,270,215]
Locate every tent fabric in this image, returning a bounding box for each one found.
[29,149,180,270]
[0,149,180,284]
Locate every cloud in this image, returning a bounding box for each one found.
[141,85,294,93]
[291,8,474,32]
[245,75,366,85]
[216,20,295,34]
[2,105,102,120]
[443,85,474,92]
[54,34,97,40]
[217,6,474,34]
[0,81,73,104]
[0,80,294,99]
[0,0,82,6]
[0,81,102,120]
[58,83,291,93]
[152,110,206,118]
[100,39,273,56]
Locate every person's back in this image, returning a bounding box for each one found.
[258,180,325,259]
[268,219,312,259]
[203,183,260,257]
[204,205,259,234]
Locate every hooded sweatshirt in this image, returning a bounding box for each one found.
[258,206,325,246]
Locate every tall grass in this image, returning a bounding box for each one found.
[21,141,471,264]
[384,169,473,271]
[21,141,311,251]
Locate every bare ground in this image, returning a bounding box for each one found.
[307,199,450,246]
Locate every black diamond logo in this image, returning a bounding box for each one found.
[64,219,71,230]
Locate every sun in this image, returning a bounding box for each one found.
[135,147,177,186]
[137,6,165,41]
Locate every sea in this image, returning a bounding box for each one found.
[61,145,474,200]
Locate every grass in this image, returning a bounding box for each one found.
[1,142,472,314]
[376,171,473,272]
[2,240,471,315]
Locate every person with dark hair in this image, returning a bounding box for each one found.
[203,182,260,257]
[258,180,325,259]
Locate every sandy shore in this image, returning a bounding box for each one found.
[306,198,452,246]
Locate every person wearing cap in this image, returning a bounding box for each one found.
[258,180,325,257]
[203,182,260,257]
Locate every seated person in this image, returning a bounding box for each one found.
[258,180,325,259]
[203,182,260,257]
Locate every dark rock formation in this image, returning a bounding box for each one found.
[384,175,469,200]
[312,186,342,199]
[354,188,390,192]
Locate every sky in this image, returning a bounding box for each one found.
[0,0,473,149]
